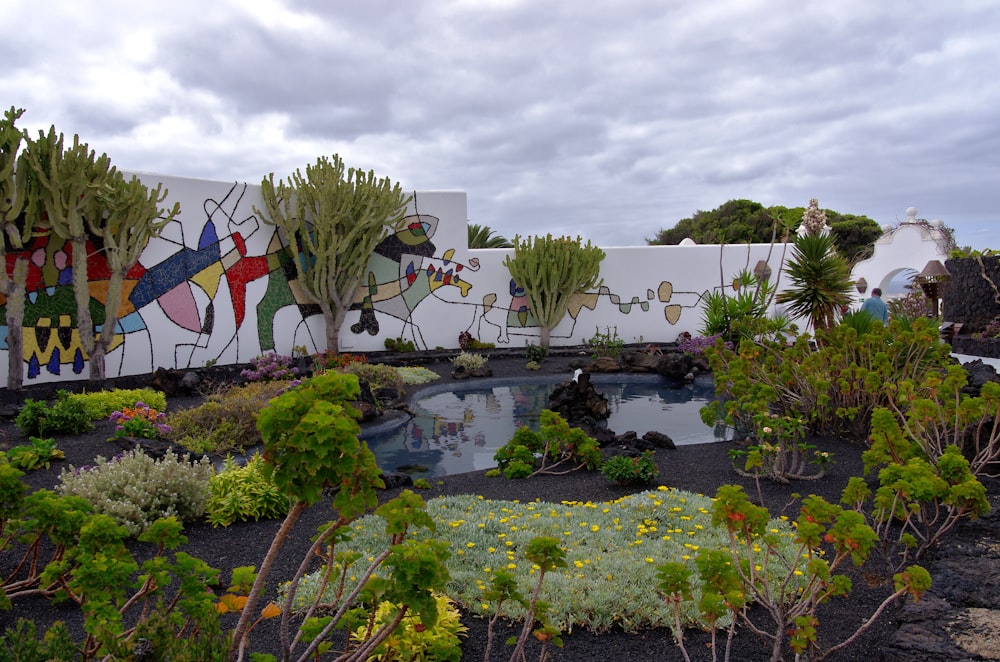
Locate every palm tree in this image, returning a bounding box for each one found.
[776,232,853,334]
[468,222,513,248]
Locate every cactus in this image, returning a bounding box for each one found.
[503,234,606,347]
[20,126,177,381]
[256,154,410,353]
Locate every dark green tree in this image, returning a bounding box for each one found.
[649,199,881,264]
[468,222,512,248]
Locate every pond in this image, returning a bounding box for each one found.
[361,374,728,479]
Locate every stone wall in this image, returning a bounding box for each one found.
[943,256,1000,333]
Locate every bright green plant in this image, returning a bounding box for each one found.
[229,372,450,662]
[525,360,541,371]
[702,316,952,440]
[699,269,777,343]
[846,404,992,567]
[503,234,605,347]
[660,484,931,661]
[165,380,290,453]
[876,363,1000,478]
[63,388,167,420]
[587,325,625,359]
[775,230,853,335]
[450,351,488,372]
[340,361,405,394]
[349,592,467,661]
[206,454,293,527]
[14,395,94,437]
[601,451,660,485]
[2,437,64,471]
[412,477,432,490]
[58,449,212,537]
[507,536,566,661]
[493,410,601,478]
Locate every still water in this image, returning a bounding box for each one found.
[361,374,726,479]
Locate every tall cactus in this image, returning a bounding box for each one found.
[0,107,33,390]
[503,234,606,347]
[84,172,179,380]
[256,154,410,353]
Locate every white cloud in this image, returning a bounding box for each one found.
[3,0,997,248]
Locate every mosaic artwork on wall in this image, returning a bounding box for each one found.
[1,174,791,386]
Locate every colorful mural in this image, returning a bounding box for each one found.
[0,174,789,387]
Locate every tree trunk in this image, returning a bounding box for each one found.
[540,325,552,348]
[4,258,28,391]
[71,236,97,376]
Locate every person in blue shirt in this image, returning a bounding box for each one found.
[860,288,889,325]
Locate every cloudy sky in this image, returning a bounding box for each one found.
[5,0,998,248]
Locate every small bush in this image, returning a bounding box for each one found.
[677,333,732,356]
[315,351,367,371]
[451,351,488,371]
[601,451,660,485]
[58,449,212,537]
[165,380,290,453]
[396,366,440,385]
[110,402,172,439]
[240,351,300,382]
[15,395,94,437]
[493,411,601,478]
[340,362,405,393]
[350,592,467,661]
[587,326,625,359]
[206,453,292,526]
[3,437,64,471]
[526,360,541,371]
[524,342,548,363]
[384,337,416,352]
[64,388,167,421]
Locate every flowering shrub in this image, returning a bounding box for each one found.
[240,352,300,382]
[677,333,733,356]
[315,351,367,371]
[109,402,171,439]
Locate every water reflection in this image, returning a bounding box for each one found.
[362,375,726,479]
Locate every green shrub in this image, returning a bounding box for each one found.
[2,437,64,471]
[587,325,625,359]
[395,366,440,385]
[350,592,467,661]
[58,449,212,537]
[340,362,405,393]
[385,337,416,352]
[601,451,660,485]
[493,410,601,478]
[206,454,292,526]
[524,342,548,363]
[64,388,167,421]
[450,351,488,371]
[14,395,94,437]
[165,380,291,453]
[0,619,76,662]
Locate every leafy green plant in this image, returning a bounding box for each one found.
[702,316,952,440]
[349,592,467,661]
[493,410,601,478]
[775,230,853,335]
[524,342,548,363]
[587,325,625,359]
[450,351,488,372]
[2,437,64,471]
[229,372,449,662]
[14,395,94,437]
[660,484,931,661]
[340,361,405,394]
[601,451,660,485]
[206,454,293,527]
[315,350,368,371]
[525,360,541,371]
[412,477,432,490]
[165,380,290,453]
[58,449,212,537]
[395,366,440,385]
[63,388,167,420]
[385,337,416,352]
[729,412,832,490]
[699,269,776,343]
